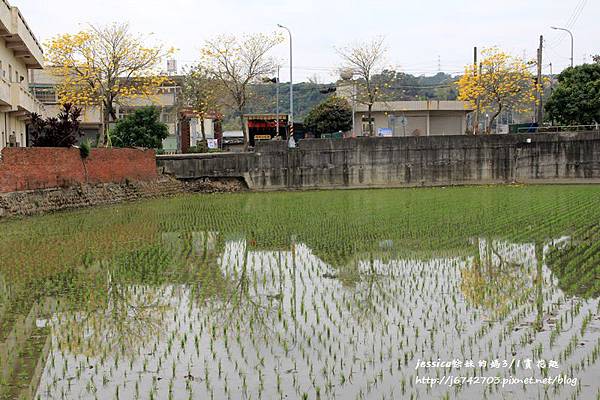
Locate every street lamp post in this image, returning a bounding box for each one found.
[551,26,574,68]
[277,24,293,145]
[340,69,356,137]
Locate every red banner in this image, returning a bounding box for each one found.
[248,120,286,128]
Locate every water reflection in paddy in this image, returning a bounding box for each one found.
[28,236,600,400]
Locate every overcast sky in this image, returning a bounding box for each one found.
[15,0,598,82]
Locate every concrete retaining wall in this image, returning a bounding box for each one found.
[0,178,246,218]
[156,132,600,190]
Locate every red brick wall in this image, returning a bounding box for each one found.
[0,147,158,193]
[180,117,190,154]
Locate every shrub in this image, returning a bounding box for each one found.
[29,103,83,147]
[187,141,208,154]
[111,107,169,149]
[80,139,91,159]
[304,96,352,137]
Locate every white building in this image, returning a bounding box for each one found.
[29,69,102,143]
[354,101,474,137]
[29,69,183,151]
[29,70,222,153]
[0,0,46,150]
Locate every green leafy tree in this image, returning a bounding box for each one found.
[219,72,460,130]
[304,96,352,136]
[111,107,169,149]
[545,63,600,125]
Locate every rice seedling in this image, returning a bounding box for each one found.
[0,185,598,399]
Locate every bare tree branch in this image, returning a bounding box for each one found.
[201,33,281,150]
[337,37,388,136]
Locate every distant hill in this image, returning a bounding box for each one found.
[221,71,459,129]
[376,71,458,101]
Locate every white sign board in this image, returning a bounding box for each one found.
[498,124,509,134]
[207,139,218,149]
[378,128,393,137]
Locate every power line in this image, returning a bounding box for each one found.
[565,0,587,29]
[545,45,573,61]
[387,83,456,89]
[547,0,587,49]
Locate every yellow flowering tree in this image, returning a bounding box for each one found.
[180,65,221,142]
[458,48,539,133]
[200,33,281,150]
[45,23,173,145]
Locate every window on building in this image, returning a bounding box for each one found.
[32,86,58,104]
[8,65,12,82]
[117,108,136,119]
[389,115,409,136]
[158,86,181,95]
[161,112,175,124]
[361,117,375,135]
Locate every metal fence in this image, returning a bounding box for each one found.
[517,125,600,133]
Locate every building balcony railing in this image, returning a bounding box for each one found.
[0,1,43,68]
[43,103,102,125]
[0,0,11,34]
[0,77,10,106]
[10,83,45,118]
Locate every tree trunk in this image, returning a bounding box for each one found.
[200,116,206,141]
[97,107,109,147]
[488,105,503,134]
[98,99,117,147]
[368,104,373,137]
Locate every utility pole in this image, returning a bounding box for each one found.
[536,35,544,126]
[478,62,483,132]
[474,46,479,134]
[549,62,555,126]
[276,66,280,137]
[352,82,357,137]
[339,70,356,136]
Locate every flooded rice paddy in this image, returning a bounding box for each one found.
[1,186,599,400]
